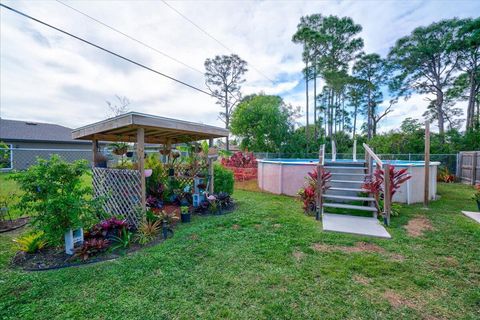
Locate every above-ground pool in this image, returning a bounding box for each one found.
[257,159,440,204]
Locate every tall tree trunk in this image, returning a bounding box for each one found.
[305,60,309,151]
[367,88,372,140]
[225,88,229,151]
[313,69,317,139]
[353,104,358,139]
[436,87,445,137]
[467,71,476,130]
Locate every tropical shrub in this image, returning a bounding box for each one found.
[111,228,133,251]
[11,155,100,244]
[214,163,234,195]
[74,238,110,261]
[473,184,480,202]
[438,166,455,183]
[145,154,166,198]
[135,217,161,245]
[13,231,48,253]
[298,168,332,213]
[86,216,129,239]
[0,141,11,169]
[221,151,257,168]
[362,166,411,215]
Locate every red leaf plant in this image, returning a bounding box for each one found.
[298,168,332,214]
[362,166,411,215]
[221,152,257,168]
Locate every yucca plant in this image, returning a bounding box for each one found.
[13,231,48,253]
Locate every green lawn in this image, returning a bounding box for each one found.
[0,182,479,319]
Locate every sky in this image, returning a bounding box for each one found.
[1,0,479,133]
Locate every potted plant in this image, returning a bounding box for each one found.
[180,206,191,223]
[111,142,128,156]
[94,152,107,168]
[157,210,179,239]
[473,184,480,211]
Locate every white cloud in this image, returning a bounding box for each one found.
[1,0,478,131]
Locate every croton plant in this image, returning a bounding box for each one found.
[298,168,332,213]
[362,166,411,214]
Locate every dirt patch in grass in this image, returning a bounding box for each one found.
[292,249,305,262]
[353,274,371,285]
[232,224,241,230]
[382,290,417,309]
[311,242,404,261]
[273,223,282,229]
[235,179,261,192]
[189,233,199,241]
[312,241,385,253]
[405,216,434,237]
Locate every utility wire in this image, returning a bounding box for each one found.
[54,0,204,75]
[0,3,220,99]
[161,0,275,84]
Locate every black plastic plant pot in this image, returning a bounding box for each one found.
[97,161,107,168]
[168,168,175,176]
[126,151,133,158]
[162,221,168,239]
[181,213,191,223]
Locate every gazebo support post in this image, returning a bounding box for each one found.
[92,138,99,167]
[208,138,214,194]
[137,128,146,211]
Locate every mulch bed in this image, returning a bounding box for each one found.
[10,205,237,271]
[0,217,29,233]
[11,233,168,271]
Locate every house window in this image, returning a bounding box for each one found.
[0,144,12,171]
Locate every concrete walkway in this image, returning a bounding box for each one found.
[323,213,391,239]
[462,211,480,224]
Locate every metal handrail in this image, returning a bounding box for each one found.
[363,143,383,167]
[331,140,336,162]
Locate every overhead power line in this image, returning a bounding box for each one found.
[0,3,219,99]
[161,0,276,84]
[54,0,204,75]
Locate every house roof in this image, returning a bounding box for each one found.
[72,112,229,144]
[0,118,89,144]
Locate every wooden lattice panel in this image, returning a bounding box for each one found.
[93,167,143,227]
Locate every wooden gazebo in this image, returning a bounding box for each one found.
[72,112,229,225]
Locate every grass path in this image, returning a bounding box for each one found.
[0,183,479,319]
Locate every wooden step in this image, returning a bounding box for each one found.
[328,187,368,192]
[322,194,375,202]
[323,202,377,212]
[330,179,364,184]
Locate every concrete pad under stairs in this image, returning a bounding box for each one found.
[462,211,480,224]
[322,213,391,238]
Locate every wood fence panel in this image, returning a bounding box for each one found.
[459,151,479,185]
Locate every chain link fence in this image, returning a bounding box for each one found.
[253,152,458,175]
[0,148,459,175]
[0,148,93,171]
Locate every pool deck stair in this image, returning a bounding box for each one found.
[320,161,391,238]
